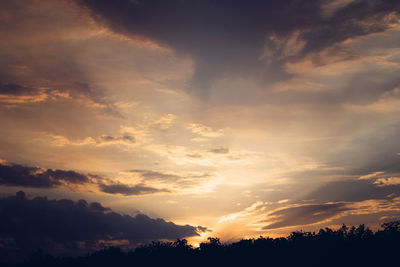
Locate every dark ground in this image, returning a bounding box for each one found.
[4,221,400,267]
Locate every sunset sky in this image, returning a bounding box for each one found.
[1,0,400,258]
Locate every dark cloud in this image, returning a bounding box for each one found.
[78,0,400,96]
[186,153,203,158]
[121,135,135,142]
[99,183,168,196]
[0,83,37,95]
[299,0,400,55]
[257,176,400,230]
[307,178,400,203]
[263,203,349,229]
[0,191,200,262]
[97,134,135,143]
[73,81,94,96]
[196,225,210,233]
[208,147,229,154]
[0,162,89,188]
[285,120,400,188]
[0,162,171,196]
[129,169,182,180]
[331,121,400,176]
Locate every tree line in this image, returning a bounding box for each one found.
[11,221,400,267]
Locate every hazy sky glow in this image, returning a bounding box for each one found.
[1,0,400,255]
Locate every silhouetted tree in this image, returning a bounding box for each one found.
[6,221,400,267]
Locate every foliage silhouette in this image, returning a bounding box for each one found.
[5,221,400,267]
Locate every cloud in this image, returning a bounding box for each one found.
[78,0,400,95]
[0,191,201,262]
[359,171,386,180]
[268,197,400,230]
[306,178,400,203]
[98,135,135,143]
[145,144,260,168]
[0,81,121,117]
[120,125,152,145]
[321,0,358,18]
[374,177,400,187]
[215,172,400,232]
[127,169,212,190]
[0,162,168,196]
[208,147,229,154]
[331,121,400,176]
[0,83,71,105]
[0,83,37,95]
[345,87,400,113]
[0,162,89,188]
[129,169,182,180]
[151,114,176,130]
[263,203,349,229]
[0,2,127,117]
[49,133,136,147]
[98,183,168,196]
[219,201,269,223]
[196,225,210,233]
[187,123,223,138]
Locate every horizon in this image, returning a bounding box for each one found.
[1,0,400,262]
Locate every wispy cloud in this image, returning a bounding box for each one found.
[187,123,223,138]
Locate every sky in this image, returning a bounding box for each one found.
[1,0,400,260]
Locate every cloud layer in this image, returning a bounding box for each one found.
[0,162,167,196]
[79,0,400,95]
[0,162,89,188]
[0,191,201,262]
